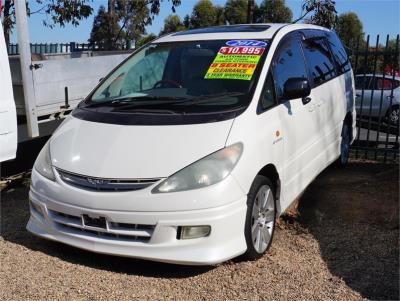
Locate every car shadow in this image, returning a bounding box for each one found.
[295,162,399,300]
[0,184,212,279]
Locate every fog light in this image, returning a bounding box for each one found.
[29,200,45,219]
[178,225,211,240]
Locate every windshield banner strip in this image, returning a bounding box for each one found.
[204,46,265,81]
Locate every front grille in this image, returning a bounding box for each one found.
[48,209,155,243]
[56,168,160,192]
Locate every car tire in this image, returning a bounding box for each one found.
[242,175,276,261]
[385,105,399,126]
[337,121,351,167]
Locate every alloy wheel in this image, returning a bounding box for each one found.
[251,185,275,254]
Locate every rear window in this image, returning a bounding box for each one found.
[372,77,400,90]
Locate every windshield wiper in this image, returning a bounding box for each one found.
[116,92,244,110]
[175,92,245,106]
[115,108,182,115]
[84,92,245,113]
[83,96,188,108]
[113,92,246,115]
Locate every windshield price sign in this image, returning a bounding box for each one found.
[205,44,265,81]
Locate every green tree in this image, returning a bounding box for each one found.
[299,0,337,29]
[136,33,157,48]
[247,0,255,23]
[215,5,225,25]
[183,14,191,28]
[160,14,185,35]
[88,5,124,50]
[335,12,363,51]
[88,0,181,50]
[190,0,217,28]
[2,0,181,49]
[224,0,247,24]
[256,0,293,23]
[115,0,149,48]
[2,0,93,47]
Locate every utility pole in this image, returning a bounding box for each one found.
[247,0,255,23]
[15,0,39,137]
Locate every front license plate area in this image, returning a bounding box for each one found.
[83,214,107,229]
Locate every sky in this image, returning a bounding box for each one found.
[9,0,400,44]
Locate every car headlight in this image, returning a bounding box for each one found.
[152,143,243,193]
[34,141,55,181]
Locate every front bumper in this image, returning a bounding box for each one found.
[27,169,248,265]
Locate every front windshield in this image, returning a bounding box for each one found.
[87,39,269,113]
[87,40,268,112]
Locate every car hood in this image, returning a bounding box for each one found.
[50,116,234,179]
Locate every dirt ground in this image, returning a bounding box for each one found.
[0,162,398,301]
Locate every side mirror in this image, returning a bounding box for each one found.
[282,77,311,101]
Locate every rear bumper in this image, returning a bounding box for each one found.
[27,186,248,265]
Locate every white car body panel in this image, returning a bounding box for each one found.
[0,22,17,162]
[50,116,233,179]
[28,23,356,265]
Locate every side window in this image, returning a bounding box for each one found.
[302,38,337,86]
[273,36,309,100]
[368,77,384,90]
[375,78,398,90]
[259,72,276,111]
[355,76,371,90]
[326,32,351,74]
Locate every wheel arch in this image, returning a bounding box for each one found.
[256,164,281,214]
[344,111,353,140]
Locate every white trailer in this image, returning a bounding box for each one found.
[0,20,17,162]
[3,0,130,146]
[10,50,130,142]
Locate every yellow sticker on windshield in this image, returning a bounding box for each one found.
[205,46,265,81]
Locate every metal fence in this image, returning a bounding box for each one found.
[7,42,103,55]
[347,34,399,162]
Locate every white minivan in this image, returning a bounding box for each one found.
[27,24,356,265]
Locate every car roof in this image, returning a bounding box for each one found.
[155,23,328,43]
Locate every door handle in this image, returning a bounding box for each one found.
[302,97,312,105]
[356,94,361,98]
[386,95,394,99]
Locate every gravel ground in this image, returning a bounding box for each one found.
[0,162,398,301]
